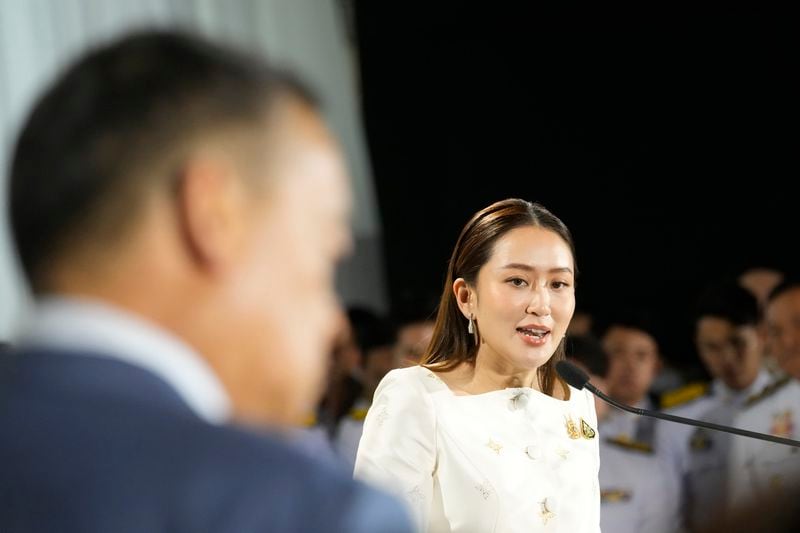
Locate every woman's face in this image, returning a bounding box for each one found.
[465,225,576,372]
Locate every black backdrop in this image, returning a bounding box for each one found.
[353,4,798,370]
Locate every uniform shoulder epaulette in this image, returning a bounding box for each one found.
[744,375,792,408]
[660,381,711,410]
[348,407,369,421]
[301,412,317,427]
[605,435,654,454]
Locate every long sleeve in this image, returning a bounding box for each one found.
[354,369,437,532]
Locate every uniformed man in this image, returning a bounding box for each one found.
[728,279,800,510]
[567,334,679,533]
[657,281,773,531]
[600,315,663,447]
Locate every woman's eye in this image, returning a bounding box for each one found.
[551,281,569,289]
[508,278,527,287]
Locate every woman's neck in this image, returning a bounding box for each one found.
[457,349,541,395]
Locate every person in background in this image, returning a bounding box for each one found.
[316,308,367,437]
[600,313,663,447]
[728,278,800,511]
[657,280,772,532]
[567,334,679,533]
[356,199,601,532]
[0,30,411,533]
[566,306,593,336]
[335,309,399,469]
[394,313,436,368]
[739,266,784,311]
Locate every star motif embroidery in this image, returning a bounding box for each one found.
[539,498,556,525]
[475,483,493,500]
[375,405,389,427]
[486,438,503,455]
[408,485,425,503]
[555,446,569,460]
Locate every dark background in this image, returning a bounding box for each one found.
[353,4,798,372]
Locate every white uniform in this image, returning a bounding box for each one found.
[728,377,800,509]
[355,366,601,533]
[335,397,370,470]
[656,371,773,531]
[601,397,658,445]
[599,397,679,533]
[599,436,679,533]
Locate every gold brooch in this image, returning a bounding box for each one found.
[580,418,596,439]
[565,415,580,439]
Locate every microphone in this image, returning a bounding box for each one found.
[555,360,800,448]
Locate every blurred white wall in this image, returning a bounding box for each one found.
[0,0,386,339]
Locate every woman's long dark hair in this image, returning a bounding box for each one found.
[422,199,577,397]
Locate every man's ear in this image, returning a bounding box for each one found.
[453,277,474,318]
[174,156,246,274]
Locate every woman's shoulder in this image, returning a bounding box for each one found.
[375,365,444,397]
[566,385,595,407]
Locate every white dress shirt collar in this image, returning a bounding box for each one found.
[18,296,231,424]
[711,368,773,407]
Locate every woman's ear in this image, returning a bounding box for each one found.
[453,278,473,318]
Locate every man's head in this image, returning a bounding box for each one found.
[694,281,762,390]
[601,316,661,405]
[764,280,800,380]
[9,31,352,426]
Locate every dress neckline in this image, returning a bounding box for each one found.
[419,366,572,404]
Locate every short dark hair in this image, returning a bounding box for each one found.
[9,30,317,291]
[767,277,800,305]
[695,280,760,326]
[346,307,397,361]
[566,334,608,377]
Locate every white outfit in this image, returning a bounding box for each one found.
[656,371,773,531]
[728,377,800,508]
[354,366,601,533]
[601,398,657,444]
[599,439,678,533]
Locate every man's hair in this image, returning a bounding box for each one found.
[9,30,317,291]
[695,279,760,326]
[565,334,608,378]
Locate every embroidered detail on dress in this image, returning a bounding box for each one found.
[539,498,556,525]
[475,483,493,500]
[486,438,503,455]
[555,446,569,460]
[375,405,389,427]
[525,444,541,460]
[509,390,529,410]
[565,415,580,439]
[408,485,425,503]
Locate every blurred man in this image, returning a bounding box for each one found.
[728,279,800,510]
[568,335,679,533]
[658,281,772,531]
[0,31,411,533]
[601,315,663,446]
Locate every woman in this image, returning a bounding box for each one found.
[355,199,600,532]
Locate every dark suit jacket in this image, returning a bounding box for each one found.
[0,348,412,533]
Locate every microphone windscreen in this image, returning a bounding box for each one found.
[556,360,590,390]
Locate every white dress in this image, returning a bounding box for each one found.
[354,366,601,533]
